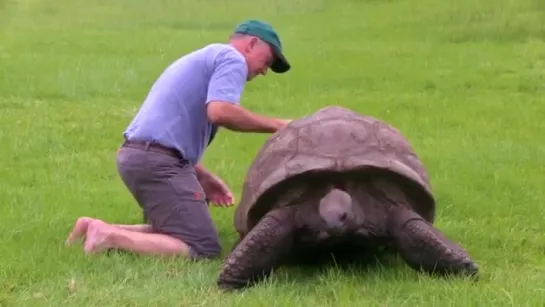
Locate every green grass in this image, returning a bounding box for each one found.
[1,0,545,305]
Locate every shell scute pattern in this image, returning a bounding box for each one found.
[233,106,435,236]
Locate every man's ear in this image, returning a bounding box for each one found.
[248,36,259,49]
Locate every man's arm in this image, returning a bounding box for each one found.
[207,102,289,133]
[205,48,290,133]
[194,163,213,181]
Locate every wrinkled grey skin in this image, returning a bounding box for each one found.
[217,106,479,291]
[318,188,356,235]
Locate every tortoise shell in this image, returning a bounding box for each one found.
[233,106,435,236]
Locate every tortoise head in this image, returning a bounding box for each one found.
[318,187,362,236]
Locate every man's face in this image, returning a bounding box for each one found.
[243,37,275,81]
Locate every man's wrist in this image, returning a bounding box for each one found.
[195,163,213,181]
[270,118,291,132]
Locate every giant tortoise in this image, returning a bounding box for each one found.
[217,106,479,290]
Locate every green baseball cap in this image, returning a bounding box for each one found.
[233,19,290,73]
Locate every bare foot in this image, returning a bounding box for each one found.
[84,220,114,254]
[65,217,95,245]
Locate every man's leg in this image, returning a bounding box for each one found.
[79,147,222,259]
[65,217,153,246]
[83,218,192,257]
[112,223,153,232]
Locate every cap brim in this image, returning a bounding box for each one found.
[270,48,290,73]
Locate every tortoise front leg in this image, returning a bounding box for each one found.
[217,207,296,291]
[387,206,479,278]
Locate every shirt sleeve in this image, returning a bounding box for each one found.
[206,48,248,105]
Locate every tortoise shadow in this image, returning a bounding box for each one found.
[260,242,481,288]
[268,244,403,285]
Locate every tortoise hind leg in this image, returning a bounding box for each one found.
[387,206,479,278]
[217,207,296,291]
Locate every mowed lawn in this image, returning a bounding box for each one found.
[1,0,545,305]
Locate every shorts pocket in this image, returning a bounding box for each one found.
[166,166,207,202]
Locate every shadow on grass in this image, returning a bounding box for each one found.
[103,242,480,297]
[102,215,479,291]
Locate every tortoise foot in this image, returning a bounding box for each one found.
[217,207,296,291]
[217,276,251,292]
[387,207,479,278]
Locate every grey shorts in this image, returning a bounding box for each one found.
[115,146,221,260]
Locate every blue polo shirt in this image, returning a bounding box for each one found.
[123,43,248,165]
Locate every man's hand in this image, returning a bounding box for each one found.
[278,119,292,127]
[200,174,235,207]
[195,164,235,207]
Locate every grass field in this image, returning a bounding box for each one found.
[1,0,545,305]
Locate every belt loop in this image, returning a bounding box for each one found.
[144,141,151,151]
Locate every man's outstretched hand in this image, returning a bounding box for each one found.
[195,165,235,207]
